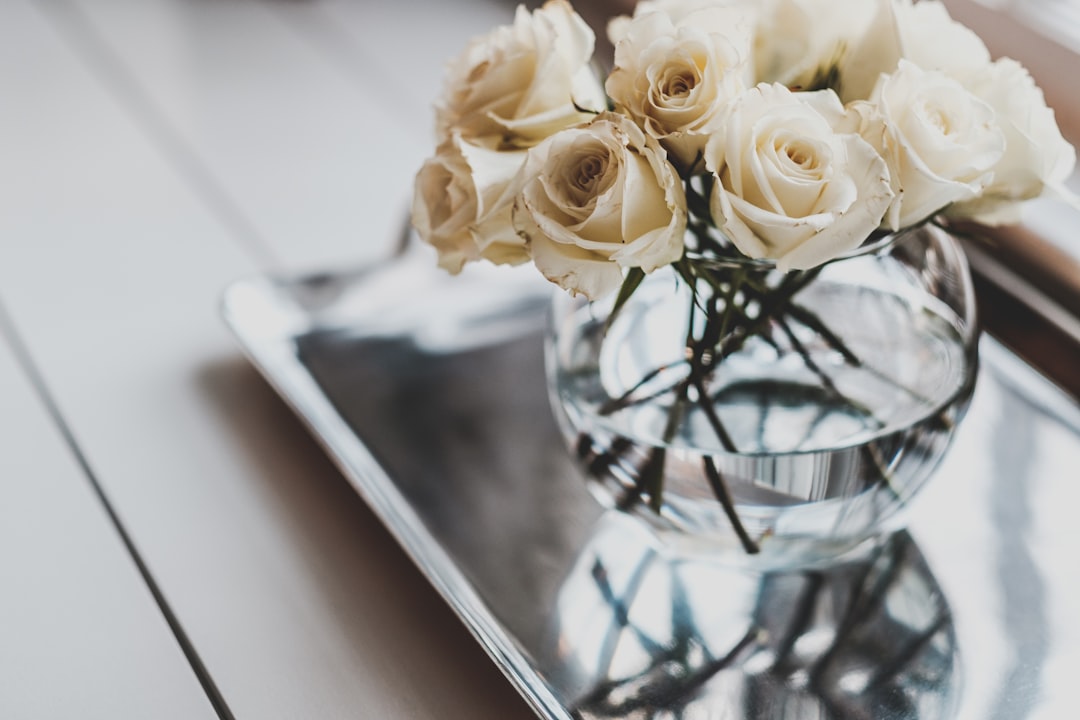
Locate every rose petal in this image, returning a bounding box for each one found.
[511,113,686,299]
[437,0,604,149]
[528,224,625,300]
[707,83,893,268]
[779,135,893,270]
[949,57,1077,223]
[873,61,1004,226]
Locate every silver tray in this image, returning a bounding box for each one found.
[223,243,1080,720]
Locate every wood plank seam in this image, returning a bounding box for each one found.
[0,296,238,720]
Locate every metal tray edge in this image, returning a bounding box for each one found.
[221,275,571,720]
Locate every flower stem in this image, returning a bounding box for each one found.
[706,268,823,369]
[775,317,884,427]
[691,374,737,452]
[703,457,760,554]
[782,302,862,367]
[598,360,688,416]
[642,377,692,512]
[632,290,701,512]
[861,442,902,500]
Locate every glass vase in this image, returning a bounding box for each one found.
[545,224,978,567]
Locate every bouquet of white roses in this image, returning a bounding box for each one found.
[412,0,1076,548]
[413,0,1075,301]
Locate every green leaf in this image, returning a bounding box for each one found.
[605,267,646,334]
[572,99,602,115]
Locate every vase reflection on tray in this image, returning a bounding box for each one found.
[544,514,957,719]
[547,223,978,566]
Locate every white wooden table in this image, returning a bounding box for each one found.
[3,1,1078,719]
[0,0,537,716]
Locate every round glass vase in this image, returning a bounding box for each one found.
[545,223,978,567]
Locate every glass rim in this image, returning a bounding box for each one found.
[683,225,924,271]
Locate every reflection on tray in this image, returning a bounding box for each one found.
[547,517,956,719]
[223,244,1080,720]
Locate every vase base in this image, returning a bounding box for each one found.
[583,467,913,571]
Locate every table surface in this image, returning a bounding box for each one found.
[0,2,1076,719]
[0,0,537,717]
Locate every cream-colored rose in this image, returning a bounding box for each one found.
[857,60,1005,229]
[897,1,990,79]
[605,5,752,170]
[412,135,528,273]
[512,113,687,300]
[436,0,605,150]
[611,0,844,87]
[949,58,1077,224]
[607,0,756,45]
[840,0,991,102]
[755,0,876,89]
[704,84,894,271]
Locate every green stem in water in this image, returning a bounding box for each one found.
[771,316,903,500]
[778,302,862,367]
[775,317,884,428]
[704,457,760,554]
[604,267,646,336]
[685,270,760,550]
[644,378,692,513]
[692,373,738,452]
[637,286,702,512]
[705,268,823,370]
[599,265,819,421]
[592,256,909,554]
[861,442,903,501]
[784,299,945,413]
[598,359,688,416]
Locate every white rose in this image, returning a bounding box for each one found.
[605,5,752,170]
[896,0,990,81]
[949,58,1077,224]
[858,60,1005,229]
[841,0,991,102]
[607,0,756,46]
[704,84,894,271]
[512,113,687,300]
[436,0,605,150]
[412,135,528,273]
[615,0,869,84]
[755,0,876,89]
